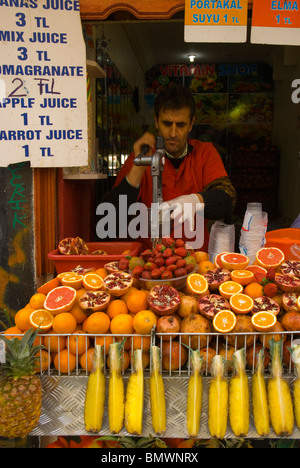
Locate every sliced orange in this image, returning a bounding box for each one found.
[61,273,84,290]
[29,309,53,331]
[255,247,285,270]
[220,252,249,270]
[230,269,254,285]
[213,310,237,333]
[245,264,267,276]
[251,311,277,332]
[83,272,103,291]
[297,295,300,312]
[186,273,208,295]
[229,293,254,314]
[219,281,243,299]
[57,271,74,283]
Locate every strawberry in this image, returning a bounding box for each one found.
[264,282,278,298]
[132,265,144,278]
[174,247,187,258]
[161,270,173,280]
[266,267,276,281]
[162,247,173,258]
[174,239,185,248]
[162,237,174,247]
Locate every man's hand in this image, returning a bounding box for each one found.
[160,193,204,231]
[126,132,156,188]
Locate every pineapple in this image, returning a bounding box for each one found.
[268,338,294,436]
[208,355,228,439]
[252,348,270,436]
[125,348,144,435]
[186,349,203,437]
[108,341,125,433]
[84,345,106,433]
[150,345,166,435]
[0,328,44,439]
[291,344,300,428]
[229,348,249,437]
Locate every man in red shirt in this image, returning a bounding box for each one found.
[100,84,236,251]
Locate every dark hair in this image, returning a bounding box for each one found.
[154,83,196,121]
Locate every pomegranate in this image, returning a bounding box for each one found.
[282,293,299,313]
[72,265,95,275]
[180,314,213,349]
[274,273,300,293]
[252,296,280,316]
[198,294,230,321]
[104,261,120,274]
[204,268,231,291]
[280,260,300,279]
[58,237,74,255]
[103,271,133,297]
[70,236,89,255]
[79,290,111,311]
[147,284,181,316]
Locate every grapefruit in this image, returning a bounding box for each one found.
[255,247,285,270]
[220,252,249,270]
[44,286,77,315]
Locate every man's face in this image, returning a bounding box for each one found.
[155,106,195,158]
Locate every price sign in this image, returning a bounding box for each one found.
[184,0,248,43]
[0,0,88,167]
[251,0,300,45]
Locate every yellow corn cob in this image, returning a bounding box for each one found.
[291,344,300,428]
[252,348,270,436]
[208,355,228,439]
[229,348,249,437]
[84,345,106,432]
[186,349,203,437]
[108,341,125,434]
[125,349,144,435]
[150,345,166,435]
[268,339,294,436]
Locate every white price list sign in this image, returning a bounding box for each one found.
[0,0,88,168]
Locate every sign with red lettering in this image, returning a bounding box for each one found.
[185,0,249,43]
[251,0,300,45]
[0,1,88,167]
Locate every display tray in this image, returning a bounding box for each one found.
[48,242,143,273]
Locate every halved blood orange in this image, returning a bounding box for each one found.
[251,311,277,332]
[220,252,249,271]
[186,273,209,296]
[61,273,84,290]
[29,309,53,331]
[82,272,103,291]
[255,247,285,270]
[214,251,230,268]
[245,264,267,276]
[230,269,254,286]
[44,286,77,315]
[213,309,237,333]
[219,281,243,300]
[229,293,254,314]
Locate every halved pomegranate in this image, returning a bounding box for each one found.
[282,293,299,313]
[274,273,300,293]
[72,265,95,275]
[280,260,300,280]
[198,293,230,321]
[78,290,111,311]
[147,284,181,316]
[70,236,89,255]
[104,261,120,274]
[204,268,231,291]
[58,237,74,255]
[103,271,133,297]
[252,296,280,316]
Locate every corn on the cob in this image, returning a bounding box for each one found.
[229,348,249,437]
[84,345,106,433]
[108,341,125,434]
[291,344,300,428]
[268,339,294,436]
[125,349,144,435]
[150,345,166,435]
[252,348,270,436]
[208,355,228,439]
[186,349,203,437]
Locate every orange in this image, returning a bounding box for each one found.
[14,307,34,331]
[29,309,53,331]
[214,251,229,268]
[44,286,77,315]
[52,312,77,334]
[43,330,66,352]
[35,349,52,373]
[69,302,88,324]
[110,313,134,335]
[198,260,215,275]
[54,349,76,373]
[83,273,103,291]
[132,309,157,335]
[213,310,237,333]
[194,251,209,264]
[76,288,86,301]
[256,247,285,270]
[37,277,60,295]
[67,331,90,355]
[186,273,208,295]
[106,299,129,319]
[94,268,108,280]
[80,347,96,372]
[29,293,47,310]
[297,295,300,312]
[243,282,264,300]
[61,273,84,290]
[95,334,114,354]
[245,264,267,277]
[131,332,151,352]
[229,293,254,314]
[3,326,23,340]
[220,252,249,270]
[230,269,254,286]
[121,286,138,304]
[126,290,148,314]
[85,312,110,334]
[251,311,277,332]
[219,281,243,300]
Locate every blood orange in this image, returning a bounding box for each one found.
[220,252,249,270]
[214,251,229,268]
[255,247,285,270]
[44,286,77,315]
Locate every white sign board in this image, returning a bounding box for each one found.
[0,0,88,168]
